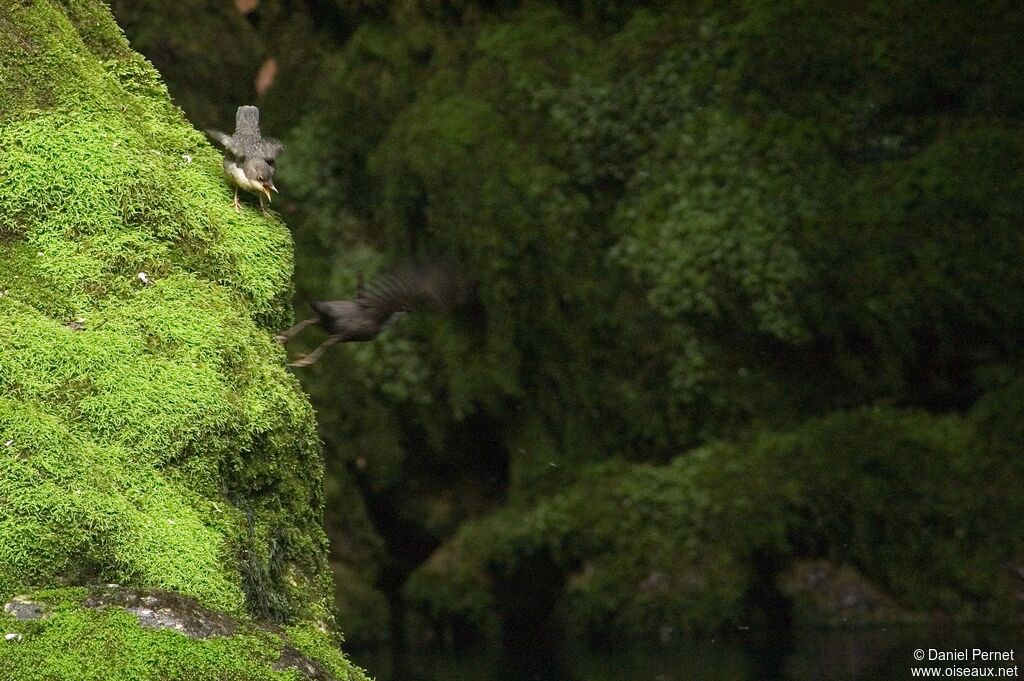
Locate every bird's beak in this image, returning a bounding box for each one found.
[261,184,274,202]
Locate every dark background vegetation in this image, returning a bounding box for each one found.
[112,0,1024,655]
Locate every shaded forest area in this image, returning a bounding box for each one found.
[114,0,1024,651]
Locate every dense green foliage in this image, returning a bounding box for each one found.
[0,0,366,676]
[108,0,1024,649]
[281,0,1024,453]
[406,405,1022,644]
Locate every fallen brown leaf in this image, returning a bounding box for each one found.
[255,57,278,98]
[234,0,258,15]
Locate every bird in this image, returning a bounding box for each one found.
[206,105,283,213]
[277,261,471,367]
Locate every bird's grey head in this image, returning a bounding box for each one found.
[242,156,277,199]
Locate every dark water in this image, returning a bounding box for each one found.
[352,627,1022,681]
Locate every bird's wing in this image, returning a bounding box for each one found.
[360,263,466,325]
[234,105,261,137]
[205,128,243,157]
[310,300,349,320]
[257,137,284,160]
[358,274,416,325]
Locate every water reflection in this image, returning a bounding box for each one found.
[352,626,1021,681]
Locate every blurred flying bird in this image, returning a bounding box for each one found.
[206,105,283,213]
[277,261,471,367]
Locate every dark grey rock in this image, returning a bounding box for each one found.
[79,586,337,680]
[274,645,336,681]
[3,597,47,621]
[82,587,237,639]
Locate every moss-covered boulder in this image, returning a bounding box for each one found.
[405,407,1022,647]
[0,0,367,677]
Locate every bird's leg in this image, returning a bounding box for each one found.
[259,194,268,216]
[274,318,317,344]
[233,189,241,213]
[288,336,341,367]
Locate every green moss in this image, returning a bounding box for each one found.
[285,622,371,679]
[0,0,365,677]
[0,588,368,680]
[0,112,293,325]
[0,398,245,611]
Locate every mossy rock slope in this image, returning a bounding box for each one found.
[0,1,367,678]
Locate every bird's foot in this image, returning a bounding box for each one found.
[233,196,241,213]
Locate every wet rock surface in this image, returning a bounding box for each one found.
[274,644,335,681]
[3,597,48,622]
[82,587,238,639]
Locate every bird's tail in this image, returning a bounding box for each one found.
[235,105,260,135]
